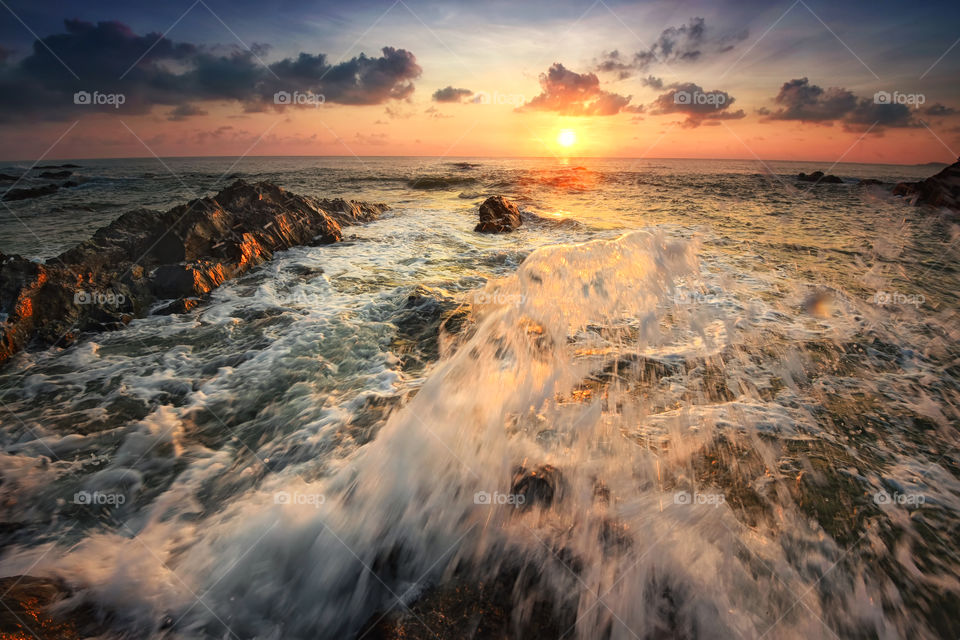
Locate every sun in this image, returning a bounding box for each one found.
[557,129,577,148]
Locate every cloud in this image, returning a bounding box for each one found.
[649,82,744,128]
[763,77,921,131]
[595,18,747,78]
[167,103,208,121]
[424,105,452,119]
[641,75,664,90]
[354,132,389,146]
[0,19,421,121]
[432,86,473,102]
[519,63,632,116]
[924,103,957,117]
[764,77,857,123]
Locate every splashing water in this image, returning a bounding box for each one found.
[1,158,959,639]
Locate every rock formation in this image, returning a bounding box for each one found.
[893,157,960,211]
[474,195,522,233]
[797,171,843,184]
[0,179,387,366]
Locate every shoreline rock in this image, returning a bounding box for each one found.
[0,179,387,366]
[797,171,843,184]
[475,196,522,233]
[893,157,960,211]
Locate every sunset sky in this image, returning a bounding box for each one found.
[1,0,959,163]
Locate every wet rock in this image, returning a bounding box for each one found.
[475,196,522,233]
[0,575,104,639]
[360,566,573,639]
[3,184,59,201]
[797,171,843,184]
[390,285,465,372]
[0,180,388,366]
[38,170,72,179]
[858,178,886,186]
[893,157,960,212]
[512,464,563,509]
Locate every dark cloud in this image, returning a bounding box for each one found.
[432,86,473,102]
[0,19,421,121]
[519,63,632,116]
[167,103,208,121]
[641,75,664,90]
[649,82,744,128]
[595,18,747,78]
[763,77,921,131]
[765,78,857,123]
[925,103,957,117]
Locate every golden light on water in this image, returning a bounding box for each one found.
[557,129,576,148]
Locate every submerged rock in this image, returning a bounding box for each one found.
[797,171,843,184]
[475,196,522,233]
[3,184,59,201]
[893,157,960,212]
[0,179,387,366]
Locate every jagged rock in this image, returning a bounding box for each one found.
[798,171,843,184]
[38,170,72,179]
[3,184,59,201]
[475,196,522,233]
[0,180,388,366]
[893,157,960,211]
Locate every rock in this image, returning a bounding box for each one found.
[474,196,522,233]
[38,170,72,179]
[893,157,960,211]
[511,464,563,509]
[36,164,80,169]
[858,178,886,186]
[798,171,843,184]
[0,575,104,639]
[3,184,59,201]
[0,180,388,366]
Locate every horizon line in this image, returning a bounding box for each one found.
[0,154,953,167]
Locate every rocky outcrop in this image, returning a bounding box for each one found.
[893,158,960,211]
[0,180,387,366]
[798,171,843,184]
[474,196,522,233]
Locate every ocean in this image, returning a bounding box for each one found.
[1,156,958,639]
